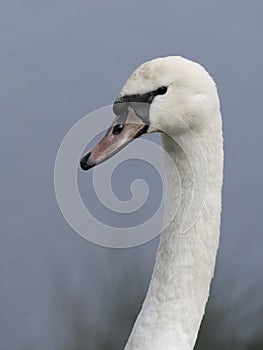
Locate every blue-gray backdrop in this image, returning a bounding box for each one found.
[1,1,262,349]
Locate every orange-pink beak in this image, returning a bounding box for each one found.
[80,106,149,171]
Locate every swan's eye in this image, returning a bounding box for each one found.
[112,124,124,135]
[155,86,168,95]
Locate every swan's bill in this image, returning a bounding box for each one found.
[80,106,149,171]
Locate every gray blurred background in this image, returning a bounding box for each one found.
[1,1,263,349]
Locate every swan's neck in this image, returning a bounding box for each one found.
[124,117,223,350]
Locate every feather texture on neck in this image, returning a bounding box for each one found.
[124,115,223,350]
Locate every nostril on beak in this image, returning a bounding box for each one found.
[80,152,91,171]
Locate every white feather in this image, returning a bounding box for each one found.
[121,56,223,350]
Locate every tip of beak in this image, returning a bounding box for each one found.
[80,152,94,171]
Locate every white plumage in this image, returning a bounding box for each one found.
[81,56,223,350]
[122,57,223,350]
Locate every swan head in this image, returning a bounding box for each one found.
[80,56,220,170]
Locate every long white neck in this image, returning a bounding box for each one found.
[124,115,223,350]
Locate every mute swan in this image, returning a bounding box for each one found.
[80,56,223,350]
